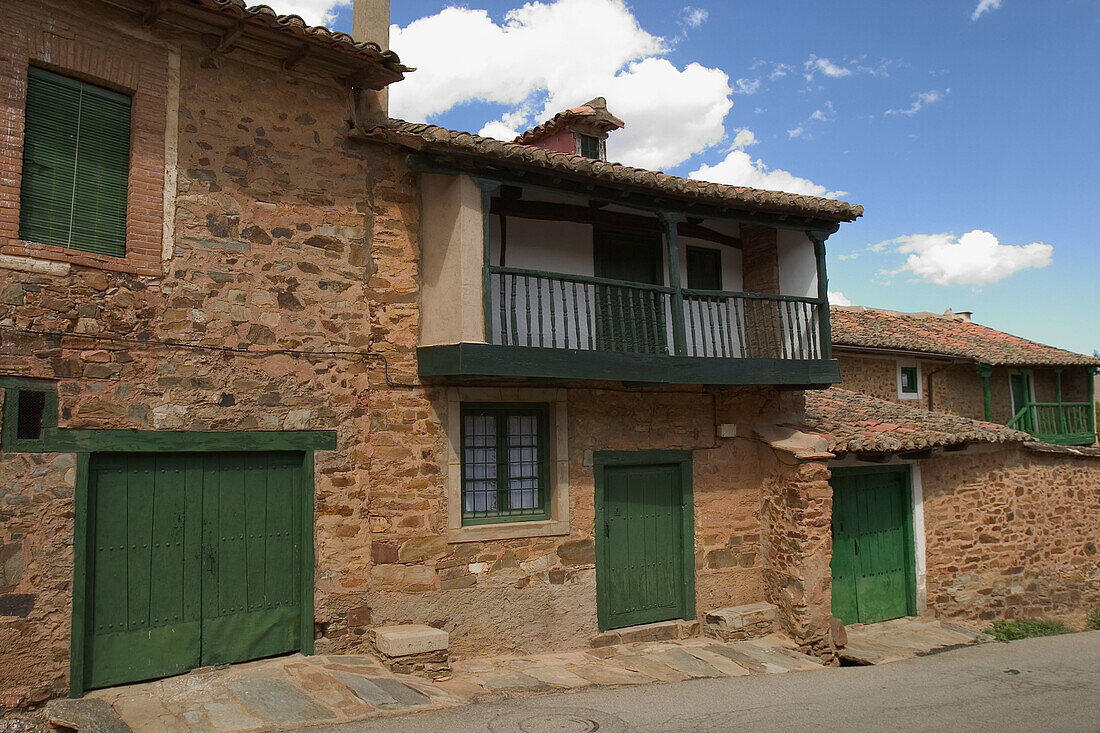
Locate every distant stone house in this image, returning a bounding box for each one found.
[1,0,1096,714]
[831,306,1098,446]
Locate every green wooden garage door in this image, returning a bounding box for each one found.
[83,452,304,690]
[830,467,916,625]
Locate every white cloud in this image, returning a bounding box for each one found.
[787,126,804,139]
[971,0,1004,21]
[803,55,853,81]
[828,291,853,306]
[810,101,837,122]
[390,0,733,170]
[733,78,761,95]
[258,0,350,26]
[881,230,1053,286]
[681,6,709,28]
[690,151,847,199]
[886,89,949,116]
[729,128,757,150]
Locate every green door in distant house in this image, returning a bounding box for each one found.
[595,451,694,631]
[1010,372,1034,432]
[593,227,667,354]
[83,452,305,690]
[830,466,916,625]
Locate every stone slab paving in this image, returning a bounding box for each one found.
[840,617,989,666]
[63,620,985,731]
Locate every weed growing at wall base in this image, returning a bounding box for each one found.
[984,619,1072,641]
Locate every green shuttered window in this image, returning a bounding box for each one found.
[460,403,551,524]
[19,66,131,257]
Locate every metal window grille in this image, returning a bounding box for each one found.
[460,404,551,523]
[16,390,46,440]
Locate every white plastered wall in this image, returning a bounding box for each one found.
[777,229,818,297]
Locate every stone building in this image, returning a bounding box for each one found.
[1,0,1097,714]
[832,306,1098,446]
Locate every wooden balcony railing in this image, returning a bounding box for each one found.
[1007,401,1097,445]
[488,266,826,361]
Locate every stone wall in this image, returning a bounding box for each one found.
[836,353,1093,427]
[760,458,834,660]
[0,1,405,707]
[326,384,800,659]
[921,446,1100,628]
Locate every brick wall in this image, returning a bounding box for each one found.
[921,446,1100,628]
[0,0,169,275]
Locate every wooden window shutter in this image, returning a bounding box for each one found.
[19,66,131,257]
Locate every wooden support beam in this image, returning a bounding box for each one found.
[282,42,311,71]
[142,0,169,27]
[853,451,894,463]
[488,197,742,248]
[977,364,994,422]
[898,448,939,460]
[203,21,245,54]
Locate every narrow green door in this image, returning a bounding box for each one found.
[84,452,304,690]
[1010,372,1033,432]
[596,454,692,630]
[593,226,667,354]
[830,467,915,625]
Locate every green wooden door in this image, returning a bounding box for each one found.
[597,462,685,629]
[84,452,303,689]
[1010,372,1033,431]
[593,227,667,354]
[830,467,915,625]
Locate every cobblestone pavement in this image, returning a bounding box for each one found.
[41,618,984,731]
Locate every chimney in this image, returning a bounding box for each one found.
[513,97,624,161]
[353,0,390,117]
[943,308,973,323]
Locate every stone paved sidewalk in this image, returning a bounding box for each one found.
[75,635,825,732]
[44,618,987,732]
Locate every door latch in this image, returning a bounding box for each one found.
[604,520,610,538]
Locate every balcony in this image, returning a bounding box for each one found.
[415,172,841,386]
[1007,402,1097,446]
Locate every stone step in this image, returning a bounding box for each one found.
[741,640,825,671]
[703,602,778,642]
[837,637,917,665]
[590,619,700,647]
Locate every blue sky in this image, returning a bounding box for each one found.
[296,0,1098,354]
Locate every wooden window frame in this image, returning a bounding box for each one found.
[459,402,552,525]
[445,388,570,542]
[897,361,921,400]
[0,377,59,453]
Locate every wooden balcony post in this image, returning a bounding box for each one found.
[977,364,994,422]
[1053,367,1067,437]
[473,177,501,344]
[1089,367,1097,439]
[661,212,687,356]
[808,231,834,360]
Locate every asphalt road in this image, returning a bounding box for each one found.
[300,630,1100,733]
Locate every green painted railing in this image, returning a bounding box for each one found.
[488,266,824,360]
[1007,401,1096,445]
[683,288,823,360]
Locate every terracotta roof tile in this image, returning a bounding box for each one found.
[831,307,1100,366]
[182,0,410,72]
[803,387,1030,453]
[362,121,864,223]
[514,97,625,144]
[1024,442,1100,459]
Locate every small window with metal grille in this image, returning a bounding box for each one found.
[460,403,551,525]
[1,380,56,452]
[577,134,601,160]
[16,390,47,441]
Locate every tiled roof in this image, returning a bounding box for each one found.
[363,121,864,223]
[514,97,625,144]
[1024,442,1100,459]
[803,387,1031,453]
[180,0,410,72]
[831,307,1100,367]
